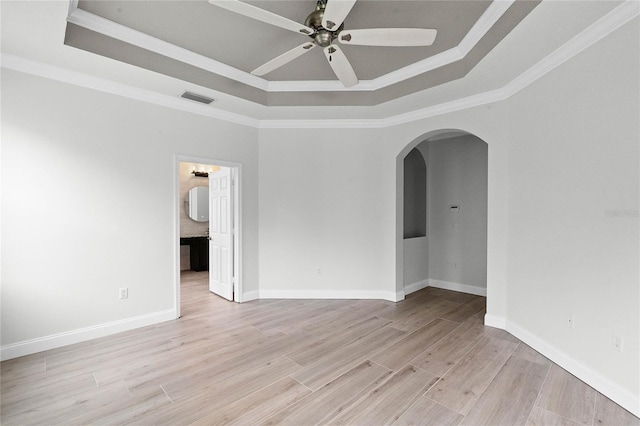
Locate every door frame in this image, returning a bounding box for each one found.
[174,155,243,318]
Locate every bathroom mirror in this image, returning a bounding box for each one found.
[187,186,209,222]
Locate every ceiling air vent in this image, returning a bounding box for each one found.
[181,91,215,104]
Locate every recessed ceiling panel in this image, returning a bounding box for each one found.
[77,0,491,81]
[66,0,540,106]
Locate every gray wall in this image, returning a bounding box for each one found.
[1,70,260,347]
[505,18,639,401]
[403,148,427,238]
[427,136,488,288]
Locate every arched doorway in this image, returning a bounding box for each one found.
[396,130,488,302]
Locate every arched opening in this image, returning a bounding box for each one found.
[397,130,488,300]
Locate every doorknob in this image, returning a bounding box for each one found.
[208,236,212,241]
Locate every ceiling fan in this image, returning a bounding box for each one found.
[208,0,437,88]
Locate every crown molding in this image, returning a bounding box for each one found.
[3,1,637,129]
[66,8,268,90]
[502,0,640,98]
[0,53,260,128]
[261,0,640,128]
[66,0,514,92]
[369,0,514,91]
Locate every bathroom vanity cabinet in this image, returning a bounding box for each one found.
[180,236,209,271]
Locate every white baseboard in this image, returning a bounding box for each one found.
[505,320,640,418]
[404,279,430,296]
[483,314,507,329]
[241,290,260,302]
[259,289,401,302]
[480,314,639,416]
[404,279,487,297]
[428,279,487,297]
[0,309,176,361]
[393,290,405,302]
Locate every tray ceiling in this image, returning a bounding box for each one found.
[64,0,539,106]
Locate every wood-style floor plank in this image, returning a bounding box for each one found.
[261,360,392,426]
[389,298,461,332]
[440,296,487,324]
[424,336,519,415]
[593,392,640,426]
[291,326,406,390]
[63,382,171,426]
[1,271,637,425]
[370,318,459,371]
[131,356,301,425]
[159,331,315,402]
[410,318,486,376]
[329,364,439,425]
[301,300,391,337]
[286,316,391,367]
[526,406,581,425]
[392,396,464,426]
[189,377,311,426]
[536,364,597,425]
[460,345,550,425]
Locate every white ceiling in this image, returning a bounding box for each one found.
[0,0,632,123]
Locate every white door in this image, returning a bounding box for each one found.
[208,167,233,300]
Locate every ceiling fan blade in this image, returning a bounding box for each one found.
[251,42,316,76]
[322,0,357,31]
[338,28,437,46]
[323,45,358,88]
[208,0,315,36]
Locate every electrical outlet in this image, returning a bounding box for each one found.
[316,268,322,275]
[613,334,624,352]
[119,288,128,300]
[566,313,575,328]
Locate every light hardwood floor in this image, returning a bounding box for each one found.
[1,271,638,425]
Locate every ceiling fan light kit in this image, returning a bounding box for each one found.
[208,0,437,88]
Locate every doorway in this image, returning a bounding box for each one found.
[397,130,488,299]
[175,156,243,318]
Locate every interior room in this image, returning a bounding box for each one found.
[1,0,638,424]
[179,161,213,307]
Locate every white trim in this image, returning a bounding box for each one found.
[2,1,636,128]
[482,315,640,416]
[258,117,387,130]
[241,290,260,302]
[231,166,243,303]
[404,279,430,296]
[502,0,640,99]
[484,314,507,329]
[393,291,405,302]
[506,320,640,418]
[259,289,401,302]
[66,0,513,92]
[0,309,175,361]
[66,8,268,90]
[428,279,487,297]
[173,158,182,319]
[262,1,640,128]
[368,0,514,91]
[0,54,259,129]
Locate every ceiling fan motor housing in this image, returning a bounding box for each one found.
[304,5,344,47]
